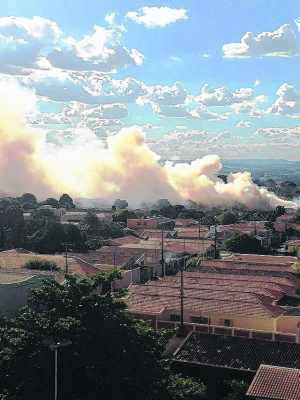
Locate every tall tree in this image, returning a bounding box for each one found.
[59,194,75,209]
[0,275,171,400]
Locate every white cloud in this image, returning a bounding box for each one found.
[231,94,267,118]
[223,24,299,58]
[23,70,146,105]
[269,83,300,118]
[153,104,193,118]
[145,82,187,106]
[83,104,128,120]
[236,120,252,128]
[126,6,188,28]
[104,12,116,25]
[0,16,60,74]
[256,126,300,139]
[152,102,226,120]
[48,25,143,72]
[196,84,254,106]
[170,55,182,62]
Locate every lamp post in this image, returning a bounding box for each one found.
[49,340,72,400]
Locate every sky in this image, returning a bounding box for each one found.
[1,0,300,161]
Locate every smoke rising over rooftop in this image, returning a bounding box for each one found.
[0,81,295,209]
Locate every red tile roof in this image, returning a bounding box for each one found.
[127,271,285,319]
[247,364,300,400]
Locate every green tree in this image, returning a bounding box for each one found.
[0,275,171,400]
[19,193,37,208]
[41,198,60,208]
[59,193,75,209]
[113,199,128,209]
[225,233,263,254]
[24,259,59,271]
[0,198,25,249]
[64,223,87,251]
[27,221,66,254]
[217,211,238,225]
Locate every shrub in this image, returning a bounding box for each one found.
[24,259,60,271]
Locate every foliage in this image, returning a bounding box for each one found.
[19,193,37,208]
[168,374,206,400]
[0,198,25,249]
[24,259,60,271]
[0,275,171,400]
[59,193,75,209]
[225,233,264,254]
[83,211,124,239]
[113,209,137,223]
[217,211,238,225]
[41,198,60,208]
[222,380,248,400]
[113,199,128,209]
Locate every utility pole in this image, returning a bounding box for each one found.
[214,225,218,259]
[177,256,186,337]
[161,228,165,277]
[50,341,72,400]
[62,242,72,275]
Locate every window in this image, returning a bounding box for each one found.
[170,314,180,322]
[223,319,233,327]
[190,316,209,325]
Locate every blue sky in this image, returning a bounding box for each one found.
[1,0,300,160]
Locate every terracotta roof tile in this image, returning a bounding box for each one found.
[247,364,300,400]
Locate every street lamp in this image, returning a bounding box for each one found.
[49,340,72,400]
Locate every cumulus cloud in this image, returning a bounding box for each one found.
[126,6,188,28]
[82,104,128,120]
[269,83,300,118]
[152,103,226,120]
[48,25,143,72]
[256,126,300,139]
[223,24,299,58]
[23,70,146,105]
[145,82,187,106]
[0,16,143,75]
[196,84,254,106]
[0,16,60,74]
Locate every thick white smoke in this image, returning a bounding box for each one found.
[0,81,296,209]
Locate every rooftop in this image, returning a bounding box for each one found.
[127,271,287,318]
[247,364,300,400]
[0,252,100,277]
[174,332,300,371]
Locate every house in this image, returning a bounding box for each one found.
[207,222,269,243]
[247,364,300,400]
[127,254,300,335]
[127,218,158,230]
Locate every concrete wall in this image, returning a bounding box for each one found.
[276,315,300,334]
[160,309,275,332]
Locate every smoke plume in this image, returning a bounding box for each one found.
[0,81,296,209]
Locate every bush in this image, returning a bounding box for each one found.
[24,259,60,271]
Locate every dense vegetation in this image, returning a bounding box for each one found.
[0,274,208,400]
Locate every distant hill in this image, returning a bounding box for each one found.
[221,159,300,184]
